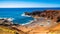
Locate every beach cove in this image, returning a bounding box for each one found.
[0,9,60,34]
[0,8,60,25]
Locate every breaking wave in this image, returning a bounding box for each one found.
[21,13,31,17]
[0,17,14,21]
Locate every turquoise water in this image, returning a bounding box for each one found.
[0,8,60,24]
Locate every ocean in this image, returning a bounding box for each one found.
[0,8,60,24]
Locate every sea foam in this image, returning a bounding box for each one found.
[0,17,14,21]
[21,13,31,17]
[7,18,14,21]
[21,20,34,25]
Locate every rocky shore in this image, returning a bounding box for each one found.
[0,10,60,34]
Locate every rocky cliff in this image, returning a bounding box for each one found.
[0,10,60,34]
[25,10,60,23]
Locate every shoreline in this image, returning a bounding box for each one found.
[0,17,34,26]
[0,10,60,34]
[21,20,34,25]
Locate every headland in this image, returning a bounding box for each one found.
[0,10,60,34]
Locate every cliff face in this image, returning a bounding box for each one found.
[25,10,60,23]
[19,10,60,34]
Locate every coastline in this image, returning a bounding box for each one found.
[0,10,60,34]
[21,20,34,25]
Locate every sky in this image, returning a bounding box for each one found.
[0,0,60,8]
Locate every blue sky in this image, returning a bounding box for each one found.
[0,0,60,8]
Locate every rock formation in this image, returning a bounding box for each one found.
[0,10,60,34]
[25,10,60,23]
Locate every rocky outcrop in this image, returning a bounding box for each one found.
[0,19,13,26]
[0,10,60,34]
[25,10,60,23]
